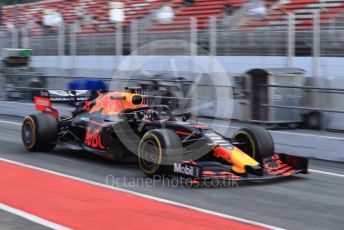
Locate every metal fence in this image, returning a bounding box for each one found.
[1,13,344,58]
[20,29,342,57]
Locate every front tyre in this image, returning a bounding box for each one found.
[138,129,183,177]
[232,125,274,163]
[22,114,58,151]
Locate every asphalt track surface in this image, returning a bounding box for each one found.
[0,210,49,230]
[0,115,343,229]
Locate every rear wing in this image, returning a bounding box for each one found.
[34,90,99,118]
[40,90,98,102]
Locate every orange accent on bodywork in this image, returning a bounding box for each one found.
[203,170,216,175]
[89,92,143,115]
[34,96,51,110]
[34,96,58,118]
[219,171,233,175]
[213,146,259,174]
[263,156,296,176]
[282,169,295,176]
[213,147,232,162]
[182,160,197,165]
[82,101,91,111]
[176,131,193,136]
[89,120,107,127]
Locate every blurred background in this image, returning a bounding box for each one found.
[1,0,344,130]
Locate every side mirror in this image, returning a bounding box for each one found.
[182,112,191,122]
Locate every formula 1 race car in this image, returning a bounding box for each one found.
[21,88,308,184]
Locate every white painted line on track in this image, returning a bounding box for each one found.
[0,203,71,230]
[0,119,343,178]
[271,130,344,141]
[309,169,344,178]
[0,120,21,126]
[0,157,283,230]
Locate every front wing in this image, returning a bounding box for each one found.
[168,153,308,184]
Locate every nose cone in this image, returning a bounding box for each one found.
[245,165,263,176]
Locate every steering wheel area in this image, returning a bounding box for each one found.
[143,110,160,121]
[120,106,176,122]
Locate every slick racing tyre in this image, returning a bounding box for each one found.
[232,125,274,163]
[22,114,58,152]
[138,129,183,177]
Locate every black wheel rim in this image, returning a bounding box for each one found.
[141,140,159,170]
[234,133,254,158]
[22,120,33,144]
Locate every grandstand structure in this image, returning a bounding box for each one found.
[1,0,344,33]
[0,0,343,57]
[249,0,344,30]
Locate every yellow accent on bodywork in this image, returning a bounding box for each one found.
[122,93,143,106]
[233,131,256,159]
[230,147,259,174]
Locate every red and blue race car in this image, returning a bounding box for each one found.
[21,88,308,184]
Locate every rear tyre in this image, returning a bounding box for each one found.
[138,129,183,177]
[22,114,58,152]
[232,125,274,163]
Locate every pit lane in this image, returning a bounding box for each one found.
[0,115,343,230]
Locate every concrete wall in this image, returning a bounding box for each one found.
[26,55,344,129]
[31,55,344,78]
